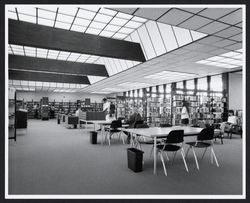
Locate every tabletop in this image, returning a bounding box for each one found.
[121,126,204,138]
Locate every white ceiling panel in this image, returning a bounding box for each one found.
[225,43,242,51]
[179,15,212,30]
[218,9,242,25]
[158,9,193,26]
[179,8,204,14]
[197,21,230,34]
[198,8,237,20]
[110,8,138,14]
[214,26,242,38]
[229,33,242,41]
[213,39,236,48]
[134,8,170,20]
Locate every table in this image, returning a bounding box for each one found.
[80,119,129,144]
[121,126,203,175]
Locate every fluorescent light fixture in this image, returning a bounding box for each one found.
[144,71,197,80]
[118,82,151,88]
[91,91,111,94]
[196,50,243,69]
[102,88,125,92]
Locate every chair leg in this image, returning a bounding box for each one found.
[121,132,125,145]
[165,152,169,161]
[211,147,219,167]
[181,148,189,172]
[172,151,177,165]
[149,145,154,159]
[201,147,208,160]
[192,147,199,170]
[210,147,213,164]
[185,146,191,158]
[159,152,167,176]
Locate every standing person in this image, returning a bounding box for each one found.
[102,98,110,121]
[75,107,82,117]
[181,101,190,126]
[109,102,116,117]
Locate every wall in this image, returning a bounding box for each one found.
[16,91,107,103]
[228,72,243,110]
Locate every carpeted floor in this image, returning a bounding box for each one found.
[8,119,243,195]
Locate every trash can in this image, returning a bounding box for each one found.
[90,131,97,144]
[127,148,144,172]
[57,118,60,124]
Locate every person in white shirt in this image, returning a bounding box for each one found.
[75,107,82,117]
[181,101,190,125]
[102,98,111,121]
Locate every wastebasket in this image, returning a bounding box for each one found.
[127,148,144,172]
[57,118,60,124]
[90,131,98,144]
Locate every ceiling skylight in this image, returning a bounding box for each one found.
[8,6,149,40]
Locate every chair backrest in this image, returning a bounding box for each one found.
[134,120,144,128]
[160,123,172,127]
[110,120,122,129]
[135,123,149,128]
[197,128,214,141]
[165,130,184,144]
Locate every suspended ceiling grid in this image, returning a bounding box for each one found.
[8,6,243,93]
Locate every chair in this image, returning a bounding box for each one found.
[185,128,219,170]
[160,123,172,127]
[105,120,123,146]
[134,120,144,128]
[157,130,188,176]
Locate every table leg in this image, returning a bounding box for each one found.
[101,124,104,145]
[130,133,133,147]
[154,136,157,175]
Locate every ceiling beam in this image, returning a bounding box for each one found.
[9,19,146,62]
[9,55,109,77]
[9,70,90,84]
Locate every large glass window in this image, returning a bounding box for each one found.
[176,81,183,89]
[158,85,164,93]
[152,86,157,93]
[210,75,223,92]
[134,90,138,97]
[197,77,207,90]
[139,89,143,97]
[186,79,195,90]
[166,84,171,93]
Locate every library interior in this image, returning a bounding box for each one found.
[7,5,244,196]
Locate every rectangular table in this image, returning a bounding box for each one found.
[80,119,129,144]
[121,126,203,175]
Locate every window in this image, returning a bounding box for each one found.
[210,75,223,92]
[134,90,138,97]
[197,77,207,90]
[186,79,195,90]
[176,81,183,89]
[152,86,157,93]
[166,84,171,93]
[158,85,164,93]
[139,89,143,97]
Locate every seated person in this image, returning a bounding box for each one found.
[220,110,239,135]
[124,108,143,144]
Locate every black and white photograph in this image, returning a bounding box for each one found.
[5,3,245,199]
